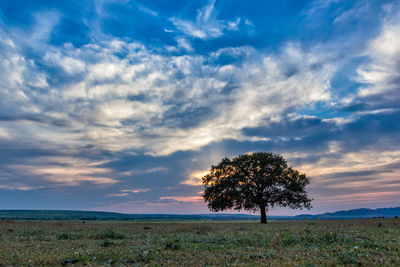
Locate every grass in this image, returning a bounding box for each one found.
[0,219,399,266]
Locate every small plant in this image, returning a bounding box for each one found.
[101,239,114,247]
[265,251,276,259]
[338,251,357,264]
[58,233,70,240]
[164,240,181,250]
[57,232,83,240]
[94,228,125,240]
[134,250,154,263]
[321,232,339,242]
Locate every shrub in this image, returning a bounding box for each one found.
[101,239,114,247]
[93,229,125,240]
[57,232,83,240]
[164,240,181,250]
[57,233,69,240]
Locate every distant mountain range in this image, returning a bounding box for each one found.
[294,207,400,220]
[0,207,399,221]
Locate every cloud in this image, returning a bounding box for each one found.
[315,191,400,205]
[0,127,12,140]
[0,31,49,114]
[1,0,400,214]
[176,37,193,52]
[160,196,203,202]
[181,170,209,186]
[5,156,118,186]
[108,193,129,197]
[30,10,61,44]
[1,24,339,156]
[170,0,241,39]
[44,52,86,75]
[0,184,43,191]
[356,9,400,102]
[121,188,151,193]
[128,167,168,175]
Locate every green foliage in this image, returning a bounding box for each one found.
[203,152,312,223]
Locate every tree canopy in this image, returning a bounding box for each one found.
[202,152,312,223]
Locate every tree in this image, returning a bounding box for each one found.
[202,152,312,223]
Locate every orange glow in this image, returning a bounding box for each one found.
[181,170,209,186]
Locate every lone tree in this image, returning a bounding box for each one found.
[202,152,312,223]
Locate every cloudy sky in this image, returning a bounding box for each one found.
[0,0,399,215]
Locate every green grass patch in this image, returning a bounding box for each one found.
[0,219,399,266]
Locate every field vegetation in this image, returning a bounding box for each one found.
[0,219,399,266]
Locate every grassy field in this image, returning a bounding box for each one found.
[0,219,399,266]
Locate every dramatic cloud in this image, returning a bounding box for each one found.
[0,0,399,214]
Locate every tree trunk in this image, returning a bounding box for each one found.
[260,205,267,224]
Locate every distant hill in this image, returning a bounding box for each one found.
[0,207,399,221]
[295,207,400,220]
[0,210,259,221]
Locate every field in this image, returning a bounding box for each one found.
[0,219,399,266]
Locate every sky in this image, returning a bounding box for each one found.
[0,0,399,215]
